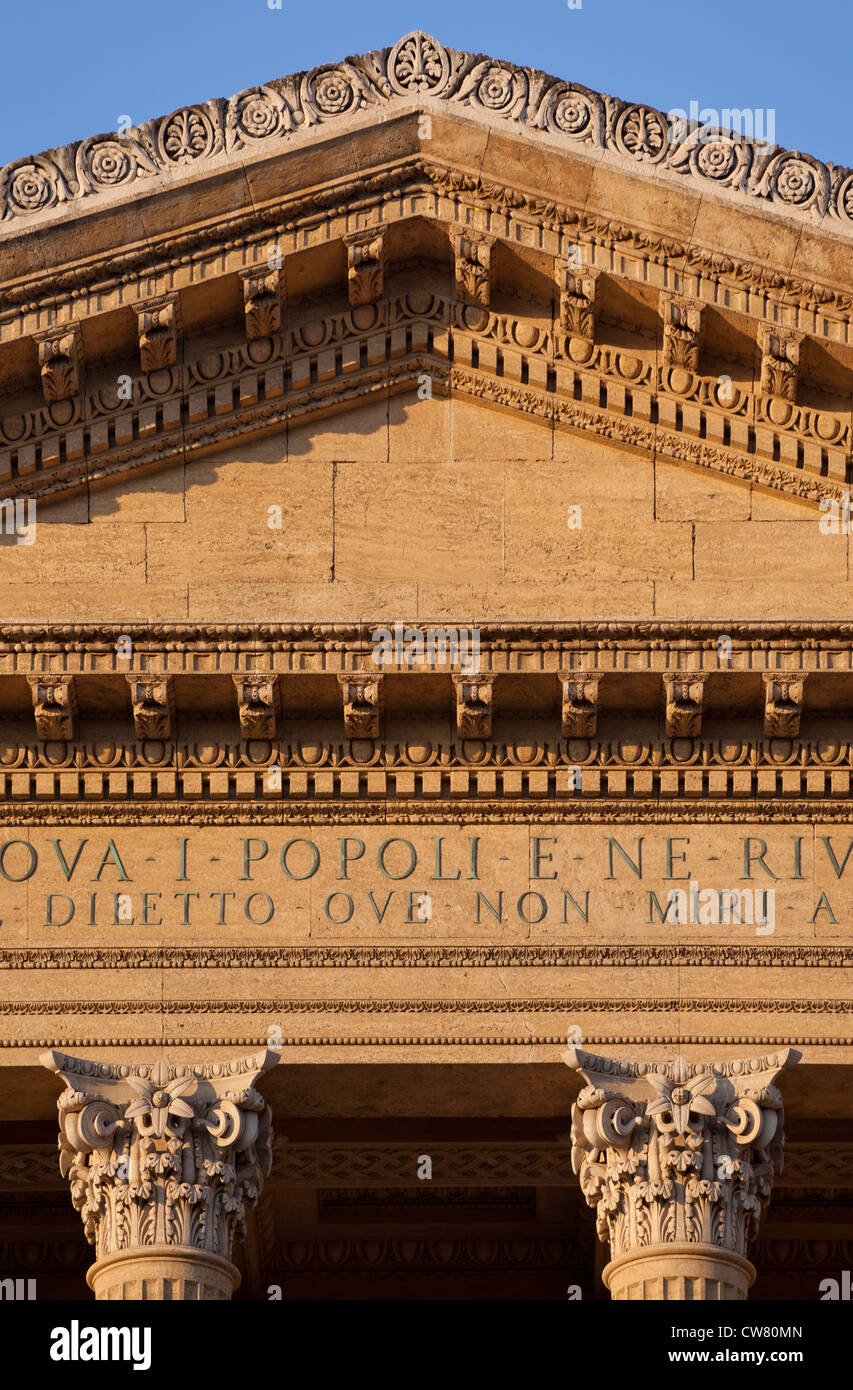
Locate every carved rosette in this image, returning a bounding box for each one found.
[565,1047,799,1300]
[42,1049,278,1300]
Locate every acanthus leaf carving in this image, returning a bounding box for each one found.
[338,672,382,739]
[27,674,77,740]
[42,1049,278,1264]
[453,674,493,738]
[137,296,181,373]
[763,672,805,737]
[663,672,705,737]
[559,671,600,737]
[454,230,494,307]
[565,1047,799,1272]
[126,673,175,739]
[232,673,281,739]
[344,230,385,306]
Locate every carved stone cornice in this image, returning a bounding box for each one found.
[33,325,80,403]
[232,672,281,739]
[344,230,385,306]
[5,943,853,971]
[338,672,382,738]
[126,673,175,739]
[2,1137,851,1192]
[2,33,852,247]
[27,674,77,740]
[566,1046,799,1299]
[42,1048,277,1299]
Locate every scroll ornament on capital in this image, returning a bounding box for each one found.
[565,1047,799,1262]
[41,1050,277,1265]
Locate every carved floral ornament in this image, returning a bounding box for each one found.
[42,1049,277,1263]
[565,1047,799,1264]
[2,34,852,231]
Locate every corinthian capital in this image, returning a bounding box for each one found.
[565,1047,800,1300]
[43,1049,278,1299]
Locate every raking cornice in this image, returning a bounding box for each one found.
[1,30,852,239]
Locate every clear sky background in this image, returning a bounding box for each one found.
[1,0,849,168]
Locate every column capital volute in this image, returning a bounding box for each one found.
[564,1046,800,1298]
[42,1049,278,1295]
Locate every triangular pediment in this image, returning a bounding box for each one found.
[0,33,851,534]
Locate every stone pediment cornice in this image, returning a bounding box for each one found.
[2,31,852,246]
[1,287,850,514]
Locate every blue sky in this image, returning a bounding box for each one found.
[1,0,850,168]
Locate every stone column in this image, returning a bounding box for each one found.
[42,1048,278,1300]
[565,1047,800,1300]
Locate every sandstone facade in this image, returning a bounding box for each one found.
[0,33,852,1301]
